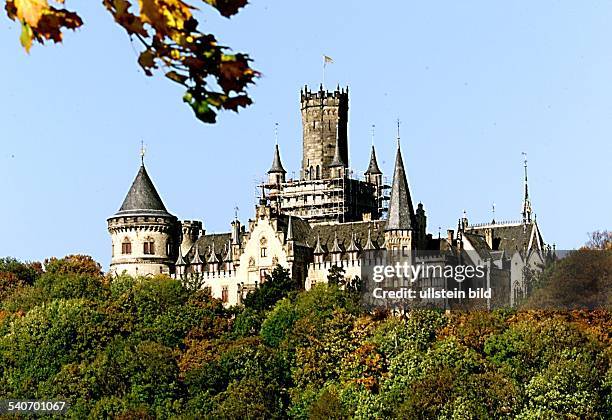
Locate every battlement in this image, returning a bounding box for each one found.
[300,84,348,105]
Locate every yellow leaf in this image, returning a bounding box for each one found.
[19,21,33,52]
[14,0,49,27]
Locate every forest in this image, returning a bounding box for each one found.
[0,245,610,419]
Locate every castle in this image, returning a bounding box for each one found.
[108,85,550,308]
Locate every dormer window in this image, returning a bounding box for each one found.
[143,238,155,255]
[122,238,132,255]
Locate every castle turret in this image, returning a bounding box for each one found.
[107,161,178,277]
[301,85,349,180]
[268,144,286,185]
[385,127,416,252]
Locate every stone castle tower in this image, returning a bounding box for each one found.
[300,85,349,180]
[107,162,178,276]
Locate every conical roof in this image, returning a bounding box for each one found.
[365,145,382,175]
[268,144,286,174]
[386,143,415,230]
[115,164,172,217]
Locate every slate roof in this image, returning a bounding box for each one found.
[268,144,286,174]
[386,145,415,230]
[466,222,543,257]
[186,233,232,268]
[365,145,382,175]
[308,220,387,258]
[115,164,173,217]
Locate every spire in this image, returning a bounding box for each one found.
[347,232,359,252]
[364,225,376,250]
[522,152,532,224]
[329,125,345,168]
[286,215,294,241]
[116,163,171,217]
[268,144,286,174]
[313,234,324,254]
[175,248,186,266]
[190,244,203,265]
[331,231,342,253]
[365,145,382,175]
[386,125,415,231]
[224,240,233,262]
[207,242,220,263]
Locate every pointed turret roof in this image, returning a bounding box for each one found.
[207,242,220,264]
[268,144,286,174]
[365,145,382,175]
[364,226,376,250]
[386,142,415,231]
[224,240,233,262]
[286,215,294,241]
[190,244,204,265]
[331,231,342,253]
[175,248,186,266]
[116,164,172,217]
[346,232,360,252]
[329,135,345,168]
[313,234,325,254]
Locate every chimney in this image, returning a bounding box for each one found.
[447,229,454,244]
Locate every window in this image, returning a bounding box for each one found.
[121,238,132,255]
[260,269,269,283]
[221,286,229,303]
[260,247,267,257]
[143,238,155,255]
[316,165,320,179]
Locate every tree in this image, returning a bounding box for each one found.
[327,264,346,287]
[243,265,297,312]
[4,0,259,124]
[44,254,103,277]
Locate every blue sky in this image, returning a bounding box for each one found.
[1,1,611,268]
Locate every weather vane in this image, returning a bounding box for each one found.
[140,140,146,163]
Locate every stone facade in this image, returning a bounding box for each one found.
[107,85,551,308]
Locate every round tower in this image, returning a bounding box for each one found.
[108,162,178,277]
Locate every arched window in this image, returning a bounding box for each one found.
[309,166,314,180]
[143,238,155,255]
[316,165,320,179]
[166,240,172,256]
[121,238,132,255]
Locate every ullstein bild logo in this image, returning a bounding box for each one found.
[358,250,495,310]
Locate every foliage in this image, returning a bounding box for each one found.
[243,265,298,312]
[0,255,610,418]
[4,0,258,123]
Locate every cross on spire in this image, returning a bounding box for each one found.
[522,152,532,224]
[274,122,279,146]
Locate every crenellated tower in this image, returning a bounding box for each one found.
[300,85,349,180]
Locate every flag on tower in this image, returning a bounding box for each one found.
[324,55,334,64]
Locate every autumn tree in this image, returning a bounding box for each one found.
[4,0,259,123]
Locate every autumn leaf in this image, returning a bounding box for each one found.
[202,0,248,18]
[13,0,47,27]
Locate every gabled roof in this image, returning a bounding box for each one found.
[190,244,204,264]
[386,144,415,230]
[268,144,286,174]
[115,164,172,217]
[365,145,382,175]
